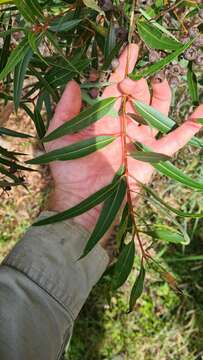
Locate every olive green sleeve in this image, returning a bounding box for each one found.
[0,211,109,360]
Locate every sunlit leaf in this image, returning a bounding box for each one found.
[43,97,116,142]
[27,136,116,164]
[129,39,194,80]
[134,100,203,148]
[139,9,178,41]
[83,0,103,14]
[154,161,203,191]
[130,151,170,164]
[129,263,145,312]
[145,225,186,244]
[137,21,181,51]
[113,240,135,290]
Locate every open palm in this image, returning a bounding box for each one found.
[46,44,203,231]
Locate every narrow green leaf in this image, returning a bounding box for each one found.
[129,39,194,80]
[131,151,170,164]
[134,100,203,148]
[145,226,186,244]
[0,127,33,138]
[49,19,82,32]
[0,165,20,182]
[83,0,103,14]
[132,142,203,191]
[129,263,145,312]
[14,47,33,111]
[43,97,116,143]
[33,179,122,227]
[143,183,203,218]
[14,0,44,23]
[104,21,116,60]
[13,0,36,23]
[27,136,116,164]
[113,240,135,290]
[27,32,46,64]
[22,105,46,139]
[139,9,178,41]
[82,177,127,258]
[187,61,199,105]
[154,161,203,191]
[0,38,30,81]
[0,157,36,172]
[137,21,181,51]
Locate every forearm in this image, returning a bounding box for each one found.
[0,212,109,360]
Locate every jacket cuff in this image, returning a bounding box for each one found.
[2,211,109,319]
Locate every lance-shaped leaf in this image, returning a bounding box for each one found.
[14,47,33,111]
[0,127,33,138]
[131,142,203,191]
[27,136,116,164]
[134,100,203,148]
[137,21,181,51]
[129,263,145,312]
[43,97,116,143]
[144,226,186,244]
[130,151,170,164]
[139,9,178,41]
[14,0,45,23]
[49,19,82,33]
[0,38,30,81]
[33,177,123,227]
[142,183,203,218]
[154,161,203,191]
[129,39,194,80]
[81,177,127,258]
[113,240,135,290]
[27,32,46,64]
[0,157,36,172]
[187,62,199,106]
[0,165,20,182]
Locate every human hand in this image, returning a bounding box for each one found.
[46,44,203,232]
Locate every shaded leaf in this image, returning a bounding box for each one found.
[33,176,124,226]
[143,183,203,218]
[43,97,116,142]
[137,21,181,51]
[82,176,127,258]
[129,263,145,312]
[49,19,82,33]
[129,39,194,80]
[0,127,33,138]
[113,240,135,290]
[187,62,199,105]
[0,38,30,81]
[14,47,33,111]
